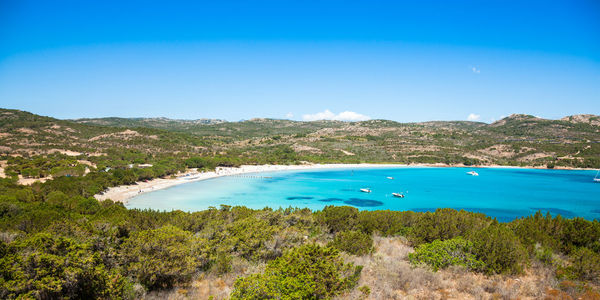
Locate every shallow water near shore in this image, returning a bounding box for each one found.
[126,167,600,222]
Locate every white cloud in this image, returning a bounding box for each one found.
[471,66,481,74]
[285,112,294,119]
[467,113,481,121]
[302,109,371,122]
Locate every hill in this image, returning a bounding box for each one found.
[2,109,599,185]
[71,111,600,168]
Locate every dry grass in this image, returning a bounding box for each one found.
[144,236,599,300]
[143,258,265,300]
[338,236,593,300]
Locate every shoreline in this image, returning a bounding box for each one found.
[94,163,403,203]
[94,163,597,204]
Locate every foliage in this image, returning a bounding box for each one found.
[407,208,491,245]
[329,230,373,256]
[230,244,362,300]
[0,233,132,299]
[316,205,358,233]
[408,237,485,272]
[566,247,600,282]
[121,225,205,290]
[472,224,527,275]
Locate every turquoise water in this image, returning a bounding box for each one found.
[126,167,600,221]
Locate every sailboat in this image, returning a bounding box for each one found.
[594,170,600,183]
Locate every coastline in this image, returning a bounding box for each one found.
[95,163,597,204]
[94,163,402,203]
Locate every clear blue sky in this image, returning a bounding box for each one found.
[1,0,599,122]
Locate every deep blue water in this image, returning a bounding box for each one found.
[126,167,600,222]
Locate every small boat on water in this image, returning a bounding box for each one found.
[392,193,404,198]
[594,170,600,183]
[466,170,479,176]
[360,188,372,193]
[387,176,394,180]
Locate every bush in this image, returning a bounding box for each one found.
[121,225,204,290]
[316,206,358,233]
[409,208,491,245]
[568,247,600,282]
[230,244,362,299]
[408,237,485,272]
[0,233,132,299]
[472,225,527,274]
[329,230,373,256]
[14,189,34,202]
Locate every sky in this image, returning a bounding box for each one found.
[0,0,599,123]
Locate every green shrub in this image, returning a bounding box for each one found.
[408,237,485,271]
[316,206,358,233]
[121,225,205,290]
[213,252,232,275]
[409,208,491,245]
[534,244,554,265]
[0,233,132,299]
[359,285,371,296]
[568,247,600,282]
[230,244,362,299]
[472,224,527,274]
[14,189,34,202]
[329,230,373,256]
[217,217,278,260]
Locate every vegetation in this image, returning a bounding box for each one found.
[408,237,485,271]
[1,178,599,299]
[230,244,362,299]
[328,230,373,256]
[1,108,600,298]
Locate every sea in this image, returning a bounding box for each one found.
[126,167,600,222]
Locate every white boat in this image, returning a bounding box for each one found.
[387,176,394,180]
[392,193,404,198]
[360,188,371,193]
[594,170,600,182]
[466,171,479,176]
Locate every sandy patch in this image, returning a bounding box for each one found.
[16,128,36,134]
[0,160,6,178]
[77,160,96,167]
[89,129,142,141]
[87,152,107,157]
[292,144,323,154]
[48,149,82,156]
[518,153,554,162]
[337,149,355,156]
[18,175,52,185]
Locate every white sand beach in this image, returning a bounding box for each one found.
[94,163,405,203]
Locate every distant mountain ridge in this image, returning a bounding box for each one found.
[74,116,227,129]
[2,108,600,170]
[73,113,600,127]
